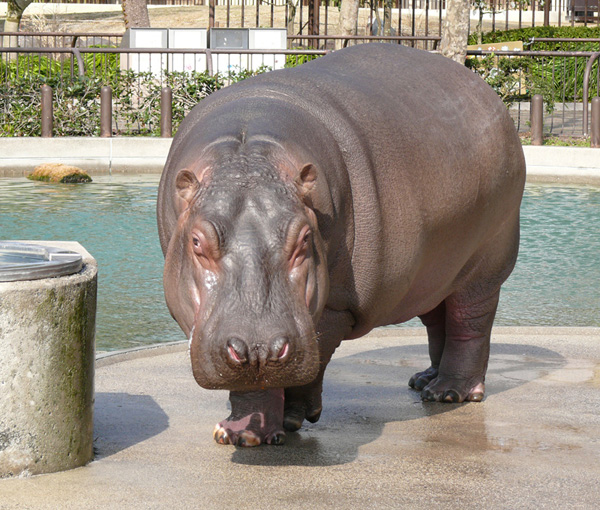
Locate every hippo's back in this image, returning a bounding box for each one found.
[161,43,525,334]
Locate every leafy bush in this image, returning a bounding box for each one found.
[0,74,103,136]
[467,55,560,111]
[285,51,322,68]
[468,25,600,49]
[0,65,270,137]
[82,48,121,81]
[467,26,600,107]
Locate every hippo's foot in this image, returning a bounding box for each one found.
[408,366,439,391]
[213,389,286,447]
[283,382,323,432]
[417,375,485,403]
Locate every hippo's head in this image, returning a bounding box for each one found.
[163,146,329,391]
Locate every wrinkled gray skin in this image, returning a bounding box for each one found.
[157,43,525,447]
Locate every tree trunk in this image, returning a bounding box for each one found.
[286,0,299,33]
[2,0,34,61]
[440,0,470,65]
[477,5,484,45]
[122,0,151,29]
[383,0,393,37]
[336,0,360,50]
[544,0,551,26]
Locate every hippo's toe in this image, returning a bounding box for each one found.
[419,376,485,403]
[212,389,286,447]
[408,366,439,391]
[213,423,285,447]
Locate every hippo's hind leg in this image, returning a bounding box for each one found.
[417,289,499,403]
[409,301,446,391]
[411,213,519,403]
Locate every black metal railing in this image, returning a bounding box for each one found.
[467,48,600,137]
[2,45,600,139]
[26,1,600,37]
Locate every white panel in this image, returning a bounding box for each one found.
[168,29,208,49]
[133,29,167,48]
[248,29,287,50]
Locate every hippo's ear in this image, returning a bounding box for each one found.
[295,163,317,198]
[175,169,201,206]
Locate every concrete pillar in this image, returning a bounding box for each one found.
[0,242,97,477]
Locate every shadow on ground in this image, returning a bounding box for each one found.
[226,342,565,466]
[94,392,169,459]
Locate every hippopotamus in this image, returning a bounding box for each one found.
[157,43,525,446]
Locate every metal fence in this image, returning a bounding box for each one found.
[0,32,123,49]
[161,0,600,37]
[2,44,600,137]
[27,1,600,36]
[0,30,442,51]
[468,49,600,137]
[0,46,327,81]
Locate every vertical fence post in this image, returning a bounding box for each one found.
[531,94,544,146]
[591,97,600,148]
[209,0,215,28]
[161,86,173,138]
[41,84,53,138]
[100,86,112,138]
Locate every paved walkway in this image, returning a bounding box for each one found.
[1,327,599,509]
[2,138,600,186]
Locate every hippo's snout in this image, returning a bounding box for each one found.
[226,335,290,366]
[190,323,319,391]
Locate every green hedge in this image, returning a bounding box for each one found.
[468,26,600,48]
[0,49,322,137]
[0,56,269,136]
[467,27,600,108]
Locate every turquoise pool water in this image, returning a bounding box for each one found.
[0,175,598,350]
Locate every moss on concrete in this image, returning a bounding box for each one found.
[27,163,92,184]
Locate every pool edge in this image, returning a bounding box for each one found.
[94,326,600,366]
[2,139,600,185]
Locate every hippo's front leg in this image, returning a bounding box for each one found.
[284,308,353,432]
[214,309,353,446]
[213,389,286,447]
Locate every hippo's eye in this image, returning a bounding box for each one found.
[191,223,221,270]
[290,225,312,269]
[192,235,202,253]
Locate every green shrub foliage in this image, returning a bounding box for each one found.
[468,26,600,50]
[467,26,600,109]
[0,54,270,137]
[3,33,599,136]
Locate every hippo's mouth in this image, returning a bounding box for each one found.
[189,332,320,391]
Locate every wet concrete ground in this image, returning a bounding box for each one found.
[0,327,599,509]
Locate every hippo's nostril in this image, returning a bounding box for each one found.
[269,336,290,362]
[227,337,249,364]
